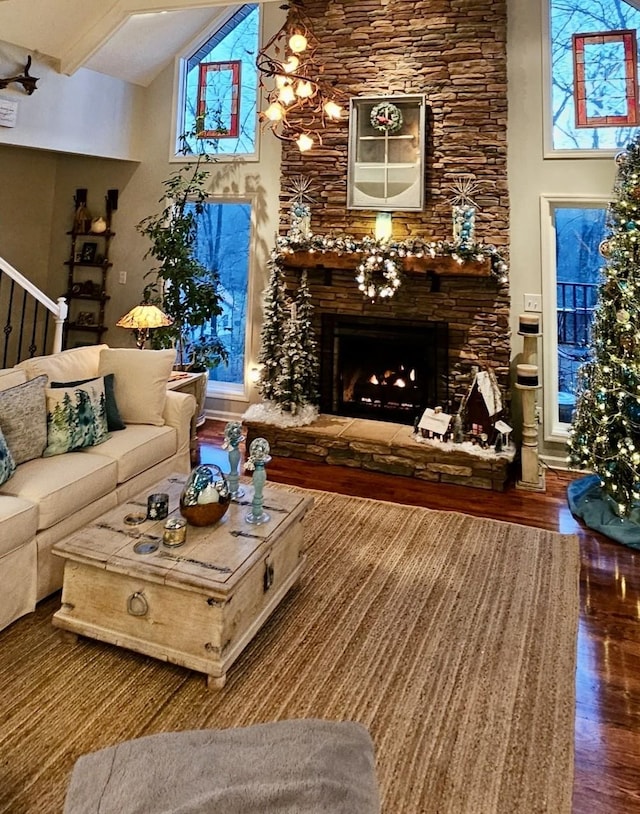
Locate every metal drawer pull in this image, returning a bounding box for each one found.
[127,591,148,617]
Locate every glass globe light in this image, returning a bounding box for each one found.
[323,100,342,119]
[288,33,308,53]
[296,133,314,152]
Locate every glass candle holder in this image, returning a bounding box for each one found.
[163,517,187,547]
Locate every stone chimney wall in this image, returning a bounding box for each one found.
[276,0,510,405]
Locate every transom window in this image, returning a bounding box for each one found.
[549,0,640,151]
[175,4,259,159]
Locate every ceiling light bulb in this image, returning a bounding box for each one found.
[323,100,342,119]
[296,80,314,98]
[296,133,314,152]
[278,85,296,105]
[264,102,285,121]
[288,33,308,53]
[282,55,300,73]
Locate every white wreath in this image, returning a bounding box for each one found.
[355,253,402,299]
[370,101,403,134]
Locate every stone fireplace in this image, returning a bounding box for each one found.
[320,313,449,425]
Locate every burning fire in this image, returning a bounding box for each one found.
[367,367,416,388]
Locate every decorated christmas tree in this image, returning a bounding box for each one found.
[257,256,288,402]
[568,137,640,519]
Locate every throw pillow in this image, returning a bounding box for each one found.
[0,426,16,486]
[43,378,110,457]
[51,373,125,431]
[0,375,48,464]
[98,348,176,426]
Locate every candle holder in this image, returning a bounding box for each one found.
[222,421,246,500]
[244,437,272,525]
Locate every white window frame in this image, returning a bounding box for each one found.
[170,3,262,164]
[540,193,610,442]
[194,193,258,404]
[541,0,627,159]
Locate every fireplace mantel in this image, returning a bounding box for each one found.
[280,249,492,278]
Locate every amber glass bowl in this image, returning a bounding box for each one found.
[179,464,231,527]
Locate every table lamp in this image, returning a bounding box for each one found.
[116,304,173,349]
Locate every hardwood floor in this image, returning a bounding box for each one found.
[199,420,640,814]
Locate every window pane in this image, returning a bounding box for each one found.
[550,0,640,150]
[190,202,251,386]
[181,5,259,156]
[554,206,606,422]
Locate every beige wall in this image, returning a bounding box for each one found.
[507,0,616,460]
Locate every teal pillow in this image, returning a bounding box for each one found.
[0,426,16,485]
[44,378,110,457]
[51,373,125,431]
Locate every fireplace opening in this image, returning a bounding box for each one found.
[320,315,449,425]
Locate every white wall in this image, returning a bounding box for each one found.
[0,42,145,160]
[507,0,616,461]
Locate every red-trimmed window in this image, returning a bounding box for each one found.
[573,30,638,128]
[197,61,241,138]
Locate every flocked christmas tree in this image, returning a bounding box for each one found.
[568,136,640,517]
[293,270,319,404]
[274,312,307,413]
[257,257,288,402]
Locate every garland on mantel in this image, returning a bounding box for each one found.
[274,233,509,301]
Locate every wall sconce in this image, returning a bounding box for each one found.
[375,212,393,242]
[116,303,173,350]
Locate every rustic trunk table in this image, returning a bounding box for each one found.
[52,475,313,688]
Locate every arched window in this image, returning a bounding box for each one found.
[175,4,260,159]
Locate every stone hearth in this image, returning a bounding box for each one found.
[245,415,516,492]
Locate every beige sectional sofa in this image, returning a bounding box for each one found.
[0,343,196,632]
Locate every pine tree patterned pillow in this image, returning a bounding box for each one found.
[43,377,110,457]
[0,426,16,485]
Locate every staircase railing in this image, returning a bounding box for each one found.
[0,255,68,368]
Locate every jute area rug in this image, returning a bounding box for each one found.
[0,486,579,814]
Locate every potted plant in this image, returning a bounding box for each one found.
[136,137,228,372]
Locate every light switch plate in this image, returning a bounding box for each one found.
[0,98,18,128]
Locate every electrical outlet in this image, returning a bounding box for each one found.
[524,293,542,312]
[118,271,127,285]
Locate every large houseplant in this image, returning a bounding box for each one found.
[136,138,228,372]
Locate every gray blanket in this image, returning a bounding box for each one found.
[63,719,380,814]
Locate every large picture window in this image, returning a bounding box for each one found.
[548,0,640,152]
[541,196,609,440]
[189,201,252,394]
[175,4,259,159]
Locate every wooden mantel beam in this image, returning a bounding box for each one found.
[279,249,492,278]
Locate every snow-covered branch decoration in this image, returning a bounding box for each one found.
[274,232,509,287]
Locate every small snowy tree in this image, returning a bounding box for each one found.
[273,314,307,412]
[294,271,320,404]
[257,256,288,401]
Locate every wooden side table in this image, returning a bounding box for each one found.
[167,371,208,463]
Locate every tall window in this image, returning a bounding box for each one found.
[176,4,259,158]
[541,198,609,439]
[549,0,640,151]
[189,201,252,392]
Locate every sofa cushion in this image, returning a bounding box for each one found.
[0,453,117,530]
[0,427,16,486]
[51,373,125,431]
[0,368,27,392]
[44,378,110,457]
[0,375,48,464]
[0,495,38,557]
[80,424,177,484]
[17,344,107,383]
[98,348,176,426]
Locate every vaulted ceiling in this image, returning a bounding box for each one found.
[0,0,255,86]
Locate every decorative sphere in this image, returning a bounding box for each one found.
[180,464,231,526]
[599,239,611,258]
[615,150,628,166]
[626,400,640,424]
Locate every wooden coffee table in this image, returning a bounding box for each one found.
[52,475,313,688]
